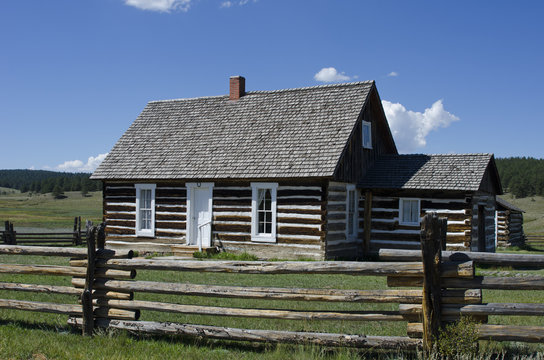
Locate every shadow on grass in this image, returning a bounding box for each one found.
[0,318,77,334]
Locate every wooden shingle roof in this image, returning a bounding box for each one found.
[496,197,524,213]
[92,81,375,180]
[359,154,500,192]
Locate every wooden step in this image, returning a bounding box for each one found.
[171,245,217,257]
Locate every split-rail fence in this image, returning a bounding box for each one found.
[526,235,544,248]
[0,214,542,352]
[1,218,87,246]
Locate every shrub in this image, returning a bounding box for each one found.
[436,316,479,358]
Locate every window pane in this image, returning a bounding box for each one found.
[141,209,151,229]
[403,200,412,223]
[410,201,419,223]
[141,189,151,209]
[363,122,371,148]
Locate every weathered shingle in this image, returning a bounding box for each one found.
[92,81,374,180]
[359,154,495,191]
[496,197,524,213]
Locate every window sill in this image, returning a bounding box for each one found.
[136,231,155,238]
[398,222,420,227]
[251,236,277,243]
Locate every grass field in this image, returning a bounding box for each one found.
[0,190,102,229]
[499,194,544,235]
[0,189,543,358]
[0,253,543,359]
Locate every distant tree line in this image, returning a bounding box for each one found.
[0,170,101,196]
[496,157,544,198]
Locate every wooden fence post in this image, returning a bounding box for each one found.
[82,225,97,336]
[420,212,445,353]
[3,221,9,244]
[9,222,16,245]
[97,222,106,249]
[72,217,78,246]
[78,216,82,245]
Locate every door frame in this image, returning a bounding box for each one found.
[186,182,214,247]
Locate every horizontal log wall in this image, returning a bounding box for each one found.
[496,209,524,248]
[104,183,187,248]
[214,181,325,259]
[471,194,496,252]
[104,181,326,259]
[324,181,360,259]
[362,195,472,253]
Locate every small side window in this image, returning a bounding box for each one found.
[135,184,156,237]
[346,185,358,239]
[362,121,372,149]
[251,183,278,243]
[399,198,420,225]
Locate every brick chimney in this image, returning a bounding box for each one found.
[229,76,245,100]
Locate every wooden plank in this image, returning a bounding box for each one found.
[98,259,418,275]
[442,303,544,316]
[0,282,81,296]
[99,258,471,277]
[94,299,405,322]
[0,245,129,259]
[379,249,544,267]
[388,275,544,290]
[0,298,81,315]
[71,278,424,303]
[93,307,140,320]
[407,323,544,343]
[68,318,422,350]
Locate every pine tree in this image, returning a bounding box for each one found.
[52,184,64,199]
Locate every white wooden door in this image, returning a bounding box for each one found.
[189,186,212,247]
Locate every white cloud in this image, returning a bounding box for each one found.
[387,71,398,77]
[55,153,109,173]
[314,67,352,83]
[382,100,459,153]
[220,0,256,8]
[124,0,191,12]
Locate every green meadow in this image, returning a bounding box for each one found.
[0,190,102,230]
[0,190,543,358]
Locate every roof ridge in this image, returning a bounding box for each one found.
[385,153,493,157]
[149,94,227,104]
[246,80,374,95]
[147,80,374,104]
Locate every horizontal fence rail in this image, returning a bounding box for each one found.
[381,244,544,344]
[0,214,543,351]
[526,235,544,247]
[1,218,87,246]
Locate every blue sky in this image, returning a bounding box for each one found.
[1,0,543,171]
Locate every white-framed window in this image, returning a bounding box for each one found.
[362,120,372,149]
[346,184,358,239]
[135,184,156,237]
[251,182,278,243]
[399,198,420,225]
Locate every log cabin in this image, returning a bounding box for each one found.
[495,197,525,248]
[91,76,503,259]
[358,154,502,253]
